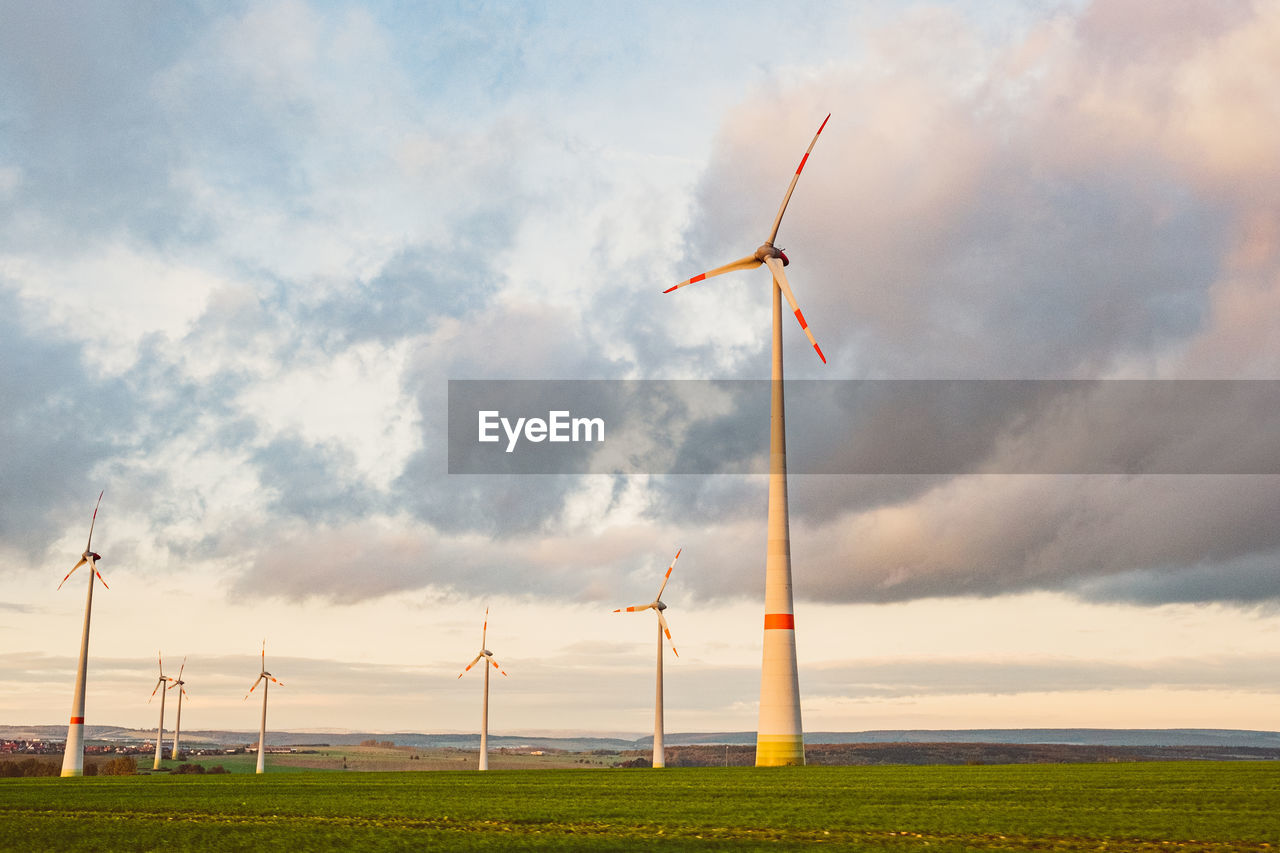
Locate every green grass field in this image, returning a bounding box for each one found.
[2,762,1277,851]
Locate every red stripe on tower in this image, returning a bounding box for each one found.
[764,613,795,630]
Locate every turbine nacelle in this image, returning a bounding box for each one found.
[754,243,789,266]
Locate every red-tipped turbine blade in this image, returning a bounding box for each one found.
[656,548,681,600]
[665,255,761,293]
[177,658,186,681]
[764,256,826,363]
[149,680,162,701]
[93,566,109,589]
[658,612,679,657]
[490,659,508,677]
[268,675,283,686]
[245,675,263,699]
[460,653,483,677]
[57,558,87,591]
[766,114,830,245]
[84,490,103,554]
[482,606,488,648]
[616,604,651,613]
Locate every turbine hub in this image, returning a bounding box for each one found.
[482,649,492,657]
[754,243,788,266]
[656,600,667,611]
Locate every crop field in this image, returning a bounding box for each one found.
[2,762,1277,851]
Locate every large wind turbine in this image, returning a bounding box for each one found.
[148,652,174,770]
[57,491,110,777]
[169,657,189,762]
[457,608,507,771]
[245,641,283,775]
[664,115,830,766]
[613,548,681,769]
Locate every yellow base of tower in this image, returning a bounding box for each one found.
[755,734,805,766]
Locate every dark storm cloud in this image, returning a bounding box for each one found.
[1078,551,1280,607]
[0,287,136,556]
[250,434,377,523]
[794,474,1280,604]
[0,3,212,246]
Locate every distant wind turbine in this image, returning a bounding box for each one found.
[169,657,189,761]
[664,115,831,766]
[244,641,283,775]
[57,491,110,778]
[458,608,507,771]
[613,548,681,769]
[148,652,174,770]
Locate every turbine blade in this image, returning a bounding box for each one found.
[149,680,161,701]
[177,657,186,681]
[764,256,826,363]
[490,659,508,677]
[85,490,103,553]
[655,548,681,600]
[93,565,109,590]
[615,604,651,613]
[158,651,163,675]
[657,612,679,657]
[182,686,190,699]
[482,607,488,649]
[245,675,263,699]
[766,113,830,245]
[268,675,283,686]
[664,255,761,293]
[57,558,87,591]
[460,653,483,676]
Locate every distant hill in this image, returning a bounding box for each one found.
[5,725,1279,751]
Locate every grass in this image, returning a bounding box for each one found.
[2,762,1277,851]
[141,744,619,773]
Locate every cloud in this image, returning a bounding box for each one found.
[3,0,1279,616]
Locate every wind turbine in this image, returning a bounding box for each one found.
[664,114,831,766]
[457,608,507,771]
[169,657,189,761]
[613,548,681,769]
[148,652,174,770]
[57,491,110,777]
[245,641,283,775]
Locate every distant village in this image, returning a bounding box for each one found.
[2,738,296,759]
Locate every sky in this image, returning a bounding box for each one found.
[2,0,1279,737]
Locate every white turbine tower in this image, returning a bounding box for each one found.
[148,652,174,770]
[169,658,189,762]
[613,548,681,769]
[245,641,283,775]
[57,491,110,778]
[665,115,831,766]
[458,608,507,771]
